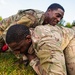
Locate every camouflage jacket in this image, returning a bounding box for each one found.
[0,9,44,52]
[30,24,75,75]
[64,26,75,75]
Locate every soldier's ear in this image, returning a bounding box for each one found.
[25,35,31,43]
[26,35,31,39]
[47,9,53,14]
[47,9,50,11]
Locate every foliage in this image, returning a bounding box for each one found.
[72,20,75,26]
[65,22,72,28]
[0,16,2,21]
[0,52,36,75]
[58,19,65,26]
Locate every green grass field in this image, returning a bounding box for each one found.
[0,51,36,75]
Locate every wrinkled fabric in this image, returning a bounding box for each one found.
[64,26,75,75]
[0,9,44,59]
[30,24,74,75]
[0,36,6,51]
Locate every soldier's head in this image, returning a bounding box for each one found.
[44,3,65,26]
[6,24,32,54]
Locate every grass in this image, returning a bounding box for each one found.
[0,51,36,75]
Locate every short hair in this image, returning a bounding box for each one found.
[47,3,65,12]
[6,24,30,44]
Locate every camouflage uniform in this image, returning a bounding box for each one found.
[64,26,75,75]
[30,24,74,75]
[0,9,44,59]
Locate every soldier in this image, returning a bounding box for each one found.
[6,24,75,75]
[0,3,65,67]
[0,3,65,51]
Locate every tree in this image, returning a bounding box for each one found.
[0,16,2,21]
[65,22,72,28]
[58,19,65,26]
[72,20,75,26]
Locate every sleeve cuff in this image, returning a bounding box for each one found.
[29,57,39,67]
